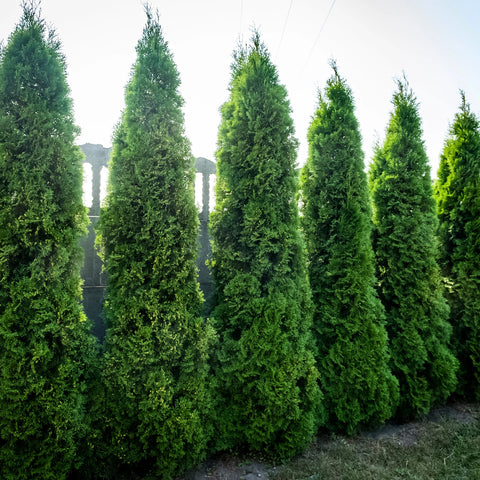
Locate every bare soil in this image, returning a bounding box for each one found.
[176,403,479,480]
[360,401,478,447]
[179,453,270,480]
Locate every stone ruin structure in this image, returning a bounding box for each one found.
[80,144,216,340]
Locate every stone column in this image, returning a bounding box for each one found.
[80,144,111,340]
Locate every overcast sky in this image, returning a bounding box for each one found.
[2,0,479,176]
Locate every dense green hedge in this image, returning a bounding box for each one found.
[0,5,99,479]
[209,33,323,458]
[1,4,477,477]
[435,93,480,400]
[369,80,458,420]
[95,9,215,479]
[300,65,399,434]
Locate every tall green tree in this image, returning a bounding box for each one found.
[434,93,480,399]
[210,33,323,459]
[300,65,398,434]
[96,9,214,479]
[0,4,98,479]
[369,79,458,420]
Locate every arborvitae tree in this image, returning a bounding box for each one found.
[300,65,399,434]
[0,4,98,479]
[96,9,214,479]
[209,33,323,459]
[434,93,480,399]
[369,79,458,420]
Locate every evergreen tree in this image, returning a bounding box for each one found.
[96,9,214,478]
[0,4,98,479]
[210,32,323,459]
[369,79,458,420]
[300,64,398,434]
[434,93,480,399]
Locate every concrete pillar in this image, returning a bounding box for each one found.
[79,146,217,338]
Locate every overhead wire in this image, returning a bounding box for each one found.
[303,0,337,71]
[276,0,294,57]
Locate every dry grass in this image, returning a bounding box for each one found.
[271,403,480,480]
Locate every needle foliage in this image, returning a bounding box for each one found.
[434,93,480,400]
[369,80,458,420]
[209,32,323,459]
[0,4,98,479]
[96,9,214,479]
[300,65,399,434]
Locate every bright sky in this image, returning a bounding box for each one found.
[2,0,479,176]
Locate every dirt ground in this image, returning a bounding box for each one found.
[360,401,478,447]
[180,454,271,480]
[177,403,479,480]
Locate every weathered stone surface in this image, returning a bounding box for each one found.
[80,144,110,340]
[79,144,215,338]
[195,157,216,314]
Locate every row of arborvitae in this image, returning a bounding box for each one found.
[0,6,100,480]
[1,4,479,480]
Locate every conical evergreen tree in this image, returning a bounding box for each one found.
[210,33,323,459]
[369,79,458,420]
[96,9,214,479]
[434,93,480,399]
[300,64,399,434]
[0,5,98,479]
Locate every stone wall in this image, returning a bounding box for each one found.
[80,144,215,340]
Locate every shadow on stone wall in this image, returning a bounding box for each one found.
[80,144,215,341]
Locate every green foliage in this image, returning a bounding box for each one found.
[210,32,323,459]
[0,4,98,479]
[300,64,399,434]
[434,93,480,399]
[369,79,458,420]
[96,8,214,478]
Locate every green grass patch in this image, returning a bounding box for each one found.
[271,404,480,480]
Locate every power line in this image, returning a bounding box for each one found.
[303,0,337,71]
[276,0,294,57]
